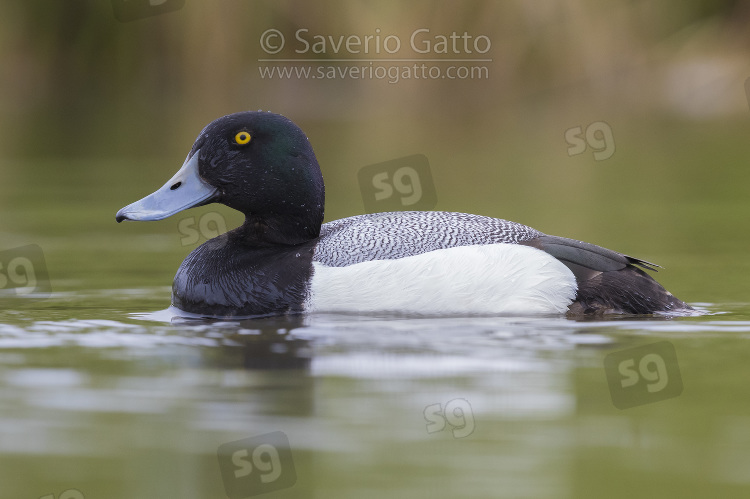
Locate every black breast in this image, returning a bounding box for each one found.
[171,232,317,318]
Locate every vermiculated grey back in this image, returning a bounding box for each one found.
[313,211,544,267]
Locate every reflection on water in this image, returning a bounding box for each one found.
[0,296,749,498]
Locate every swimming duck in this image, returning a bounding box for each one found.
[116,111,690,318]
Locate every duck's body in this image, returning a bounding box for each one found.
[116,111,690,318]
[171,210,686,318]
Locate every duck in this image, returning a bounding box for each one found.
[116,111,690,318]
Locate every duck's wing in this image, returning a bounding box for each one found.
[520,235,689,315]
[519,235,659,282]
[313,211,543,267]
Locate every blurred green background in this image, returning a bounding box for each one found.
[2,0,749,305]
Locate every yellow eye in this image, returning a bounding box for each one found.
[234,131,252,145]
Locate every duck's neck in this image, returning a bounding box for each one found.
[237,213,322,246]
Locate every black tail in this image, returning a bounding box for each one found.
[520,235,690,315]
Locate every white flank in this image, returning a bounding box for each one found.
[307,244,577,315]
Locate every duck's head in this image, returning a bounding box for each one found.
[116,111,325,244]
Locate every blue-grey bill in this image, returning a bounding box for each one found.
[116,150,218,222]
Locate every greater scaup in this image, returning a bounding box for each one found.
[116,111,690,318]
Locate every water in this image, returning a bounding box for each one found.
[1,290,749,498]
[2,121,750,498]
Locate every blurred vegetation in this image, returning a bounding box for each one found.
[0,0,749,301]
[1,0,749,158]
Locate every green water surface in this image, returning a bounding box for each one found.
[1,120,749,499]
